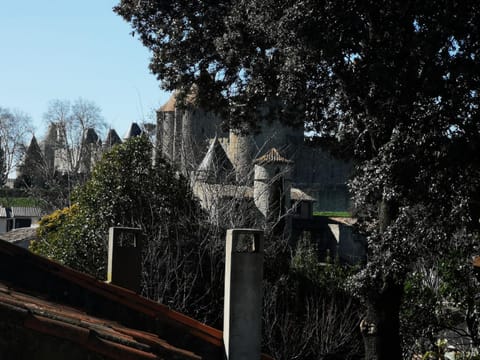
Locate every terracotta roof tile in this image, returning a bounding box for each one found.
[159,93,177,112]
[0,239,275,359]
[0,240,271,359]
[0,239,219,358]
[1,286,202,359]
[254,148,293,165]
[159,87,198,112]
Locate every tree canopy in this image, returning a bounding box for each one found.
[32,135,200,272]
[115,1,480,358]
[31,136,224,322]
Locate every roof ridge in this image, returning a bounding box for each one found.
[254,147,293,165]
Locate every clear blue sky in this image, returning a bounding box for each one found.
[0,0,170,138]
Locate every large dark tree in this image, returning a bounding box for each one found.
[115,1,480,359]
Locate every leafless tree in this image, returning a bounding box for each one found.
[263,284,363,360]
[0,107,33,182]
[43,98,106,177]
[141,215,227,326]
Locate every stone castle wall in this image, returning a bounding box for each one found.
[156,96,352,212]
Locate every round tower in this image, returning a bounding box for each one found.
[229,130,254,184]
[157,93,177,163]
[173,108,183,165]
[181,108,194,174]
[253,148,293,235]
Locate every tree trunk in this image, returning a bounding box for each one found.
[361,198,403,360]
[361,282,404,360]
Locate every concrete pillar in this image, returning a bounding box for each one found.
[224,229,264,360]
[107,227,143,293]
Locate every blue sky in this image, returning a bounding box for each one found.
[0,0,170,138]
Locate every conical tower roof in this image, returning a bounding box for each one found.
[124,123,142,139]
[104,129,122,147]
[159,86,198,112]
[16,135,44,181]
[159,93,177,112]
[83,128,99,144]
[26,135,42,158]
[196,137,234,184]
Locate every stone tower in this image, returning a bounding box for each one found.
[156,92,184,166]
[253,148,293,235]
[156,92,226,174]
[80,128,100,173]
[42,123,59,172]
[228,130,254,185]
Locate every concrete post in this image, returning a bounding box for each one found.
[107,227,143,293]
[224,229,264,360]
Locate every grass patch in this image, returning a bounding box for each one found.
[314,211,351,217]
[0,197,42,207]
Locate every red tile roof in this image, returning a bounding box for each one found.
[253,148,293,165]
[0,281,199,359]
[0,239,274,360]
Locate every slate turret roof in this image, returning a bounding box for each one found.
[124,123,143,139]
[196,137,234,184]
[104,129,122,147]
[83,128,99,144]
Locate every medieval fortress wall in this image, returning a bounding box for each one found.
[24,92,351,212]
[156,93,351,212]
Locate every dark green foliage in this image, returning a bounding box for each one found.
[32,136,224,323]
[313,211,351,218]
[115,1,480,357]
[31,204,105,278]
[0,197,42,207]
